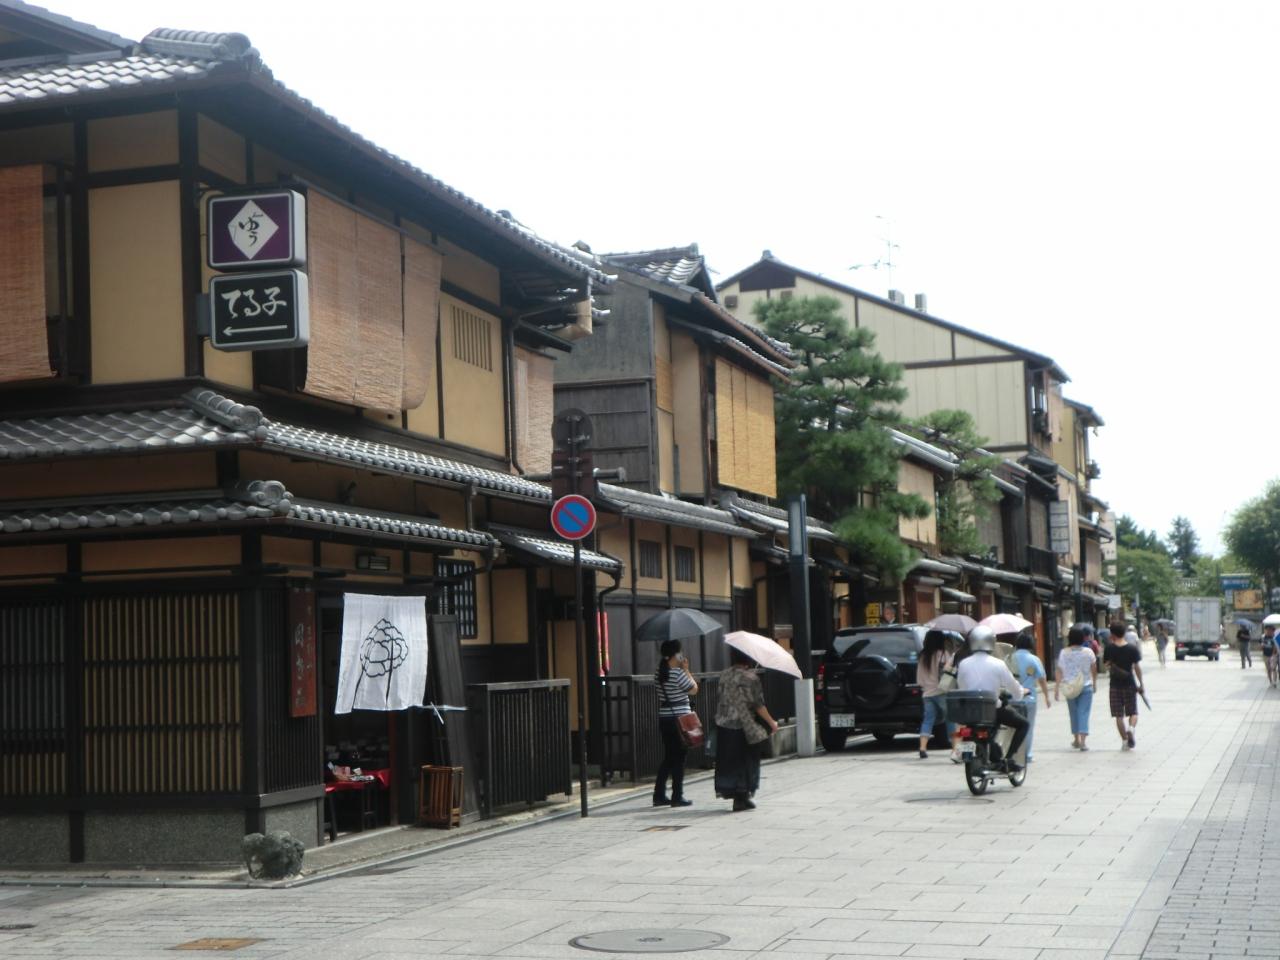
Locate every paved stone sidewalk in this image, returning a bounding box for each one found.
[0,656,1271,960]
[1131,672,1280,959]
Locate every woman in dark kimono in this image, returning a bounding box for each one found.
[713,648,778,811]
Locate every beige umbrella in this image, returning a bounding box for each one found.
[723,631,802,678]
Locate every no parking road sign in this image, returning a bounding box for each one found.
[550,494,596,541]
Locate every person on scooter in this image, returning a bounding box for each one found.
[956,625,1031,772]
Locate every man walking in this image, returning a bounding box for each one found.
[1237,624,1252,669]
[1103,621,1143,750]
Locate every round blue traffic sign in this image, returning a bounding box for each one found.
[550,494,597,541]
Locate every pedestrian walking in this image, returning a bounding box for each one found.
[1011,633,1051,761]
[916,630,960,761]
[713,647,778,812]
[1056,624,1097,750]
[1155,624,1169,668]
[1264,624,1279,687]
[1237,625,1252,669]
[653,639,698,807]
[1082,623,1102,658]
[1103,621,1144,750]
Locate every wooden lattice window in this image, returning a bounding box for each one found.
[437,559,478,638]
[638,540,663,580]
[674,546,696,583]
[451,303,492,371]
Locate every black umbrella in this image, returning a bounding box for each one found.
[634,608,724,644]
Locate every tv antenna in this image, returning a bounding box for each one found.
[849,215,900,289]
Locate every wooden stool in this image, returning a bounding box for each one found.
[418,765,463,828]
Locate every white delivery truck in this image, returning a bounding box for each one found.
[1173,596,1223,661]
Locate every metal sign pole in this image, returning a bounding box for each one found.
[568,424,589,818]
[574,537,588,817]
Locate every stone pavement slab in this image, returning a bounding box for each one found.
[0,657,1273,960]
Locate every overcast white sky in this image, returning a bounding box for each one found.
[53,1,1280,553]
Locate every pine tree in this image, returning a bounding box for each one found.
[914,410,1003,557]
[1167,516,1200,576]
[755,295,929,580]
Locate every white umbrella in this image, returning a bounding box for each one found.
[978,613,1034,634]
[723,631,802,678]
[1263,613,1280,627]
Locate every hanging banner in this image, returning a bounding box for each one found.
[288,587,317,718]
[335,594,429,714]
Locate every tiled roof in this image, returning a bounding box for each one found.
[288,499,490,547]
[596,482,754,538]
[488,525,620,572]
[666,316,790,379]
[1,496,279,535]
[0,389,553,501]
[0,402,265,458]
[0,1,135,51]
[262,421,552,501]
[0,26,609,286]
[0,478,490,548]
[718,492,836,542]
[603,246,706,288]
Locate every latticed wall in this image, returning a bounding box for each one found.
[0,600,66,796]
[82,592,241,794]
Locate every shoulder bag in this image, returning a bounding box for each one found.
[660,671,705,749]
[936,654,958,693]
[1060,672,1085,700]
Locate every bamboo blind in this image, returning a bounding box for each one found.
[303,192,359,404]
[402,236,442,409]
[354,215,404,412]
[0,164,53,383]
[655,355,673,412]
[516,348,554,474]
[714,358,777,498]
[0,601,65,796]
[82,593,241,795]
[304,194,444,412]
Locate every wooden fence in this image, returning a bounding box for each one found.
[466,679,572,818]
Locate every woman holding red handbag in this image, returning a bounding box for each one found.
[654,639,699,807]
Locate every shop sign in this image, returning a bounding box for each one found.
[1049,501,1072,554]
[210,270,309,351]
[864,602,881,626]
[1235,589,1264,611]
[207,190,307,268]
[288,587,317,718]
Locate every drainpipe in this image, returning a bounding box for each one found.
[506,321,523,475]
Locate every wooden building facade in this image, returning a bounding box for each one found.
[0,7,615,864]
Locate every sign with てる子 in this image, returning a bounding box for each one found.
[207,190,307,269]
[210,270,309,351]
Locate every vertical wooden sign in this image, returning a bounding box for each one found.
[289,587,318,717]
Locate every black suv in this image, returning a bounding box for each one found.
[816,624,935,752]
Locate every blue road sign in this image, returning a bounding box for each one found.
[551,494,596,541]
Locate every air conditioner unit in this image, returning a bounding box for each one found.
[1032,410,1049,435]
[888,289,906,305]
[724,294,739,309]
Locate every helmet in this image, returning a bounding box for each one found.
[967,625,996,653]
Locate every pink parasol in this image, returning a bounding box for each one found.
[723,631,802,678]
[978,613,1034,635]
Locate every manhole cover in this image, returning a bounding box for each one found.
[0,923,34,931]
[171,939,262,951]
[905,795,993,804]
[643,825,690,832]
[570,929,729,953]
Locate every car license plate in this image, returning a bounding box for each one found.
[960,742,976,758]
[829,713,857,728]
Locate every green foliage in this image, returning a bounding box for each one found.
[1115,546,1179,620]
[913,409,1003,557]
[1224,480,1280,588]
[756,295,929,580]
[1167,516,1200,576]
[1116,514,1169,555]
[1188,553,1245,598]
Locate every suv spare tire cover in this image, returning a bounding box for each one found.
[846,653,901,711]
